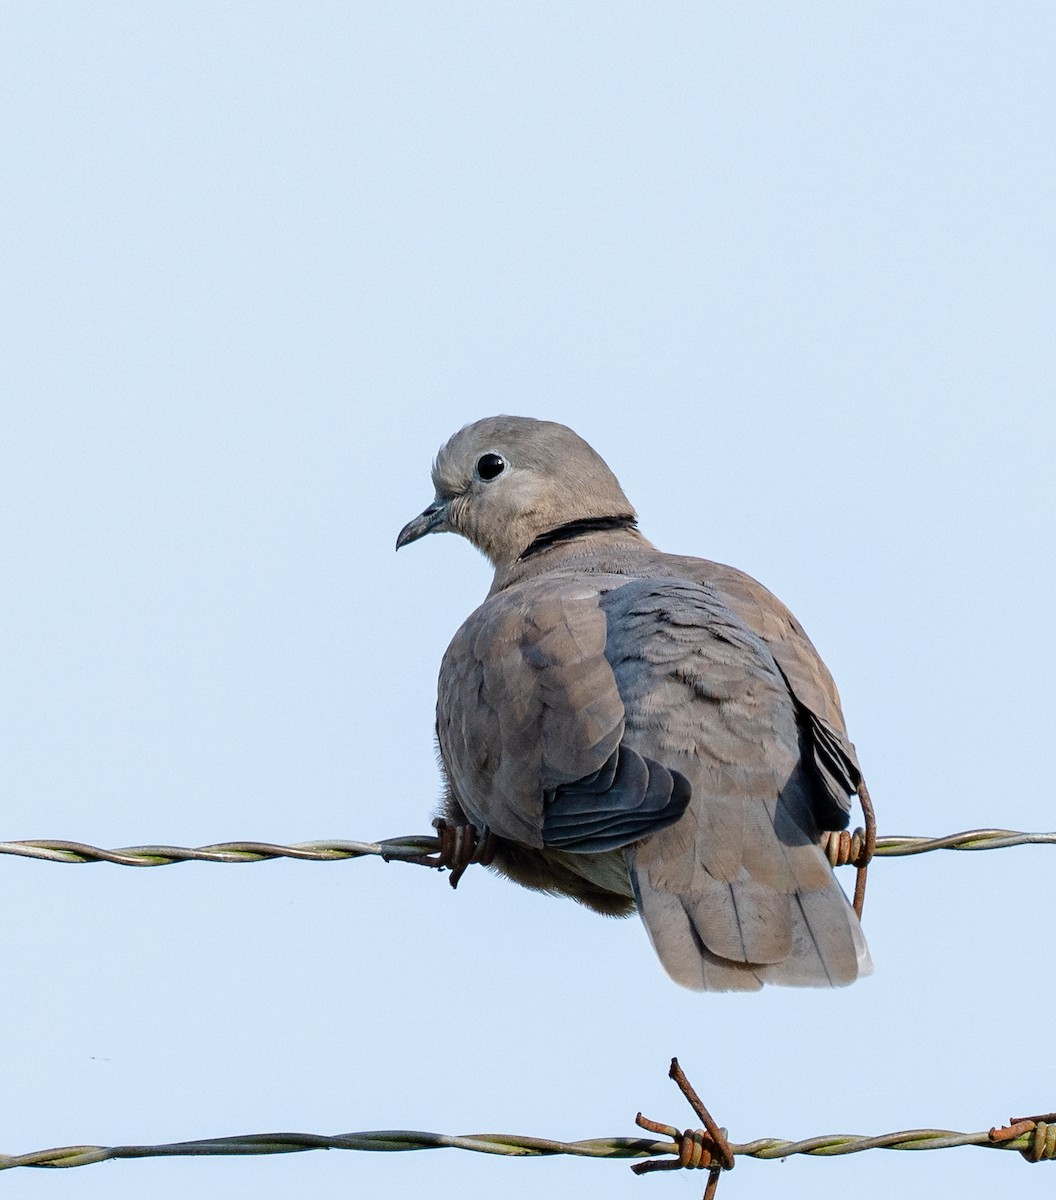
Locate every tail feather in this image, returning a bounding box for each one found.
[627,844,870,991]
[683,872,792,964]
[754,887,872,987]
[630,867,763,991]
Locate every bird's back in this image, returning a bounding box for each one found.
[439,538,870,990]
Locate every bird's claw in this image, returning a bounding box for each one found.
[417,818,496,888]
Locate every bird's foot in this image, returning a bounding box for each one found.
[414,818,497,888]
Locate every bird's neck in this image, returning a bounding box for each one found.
[517,513,639,561]
[488,521,654,594]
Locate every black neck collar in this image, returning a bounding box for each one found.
[519,514,638,561]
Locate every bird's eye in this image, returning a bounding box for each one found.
[476,452,507,481]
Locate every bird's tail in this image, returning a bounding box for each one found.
[626,841,872,992]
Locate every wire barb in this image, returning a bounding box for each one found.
[396,818,496,887]
[816,779,876,917]
[821,827,865,868]
[632,1059,733,1199]
[990,1115,1056,1163]
[854,779,875,916]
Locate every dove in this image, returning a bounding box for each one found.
[397,416,871,990]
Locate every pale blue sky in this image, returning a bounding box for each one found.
[2,4,1054,1198]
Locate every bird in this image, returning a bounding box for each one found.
[397,415,871,991]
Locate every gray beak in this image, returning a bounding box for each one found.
[396,499,450,550]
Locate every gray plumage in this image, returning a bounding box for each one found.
[397,415,872,991]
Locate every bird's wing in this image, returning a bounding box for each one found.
[672,556,862,826]
[601,577,869,991]
[437,577,690,850]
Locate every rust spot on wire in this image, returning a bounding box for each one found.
[822,828,865,868]
[990,1115,1056,1163]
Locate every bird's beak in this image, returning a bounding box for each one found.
[396,499,451,550]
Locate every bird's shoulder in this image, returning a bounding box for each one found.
[436,571,629,844]
[441,569,626,672]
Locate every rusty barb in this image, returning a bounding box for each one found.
[628,1064,1056,1199]
[398,818,497,888]
[990,1114,1056,1163]
[634,1059,735,1200]
[820,778,877,918]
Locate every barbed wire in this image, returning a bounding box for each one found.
[3,832,1049,1196]
[1,826,1053,869]
[0,834,439,867]
[3,1059,1052,1193]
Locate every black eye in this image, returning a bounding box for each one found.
[476,452,507,481]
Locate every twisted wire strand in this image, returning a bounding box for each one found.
[1,1122,1047,1172]
[0,836,439,867]
[873,829,1056,855]
[0,828,1053,868]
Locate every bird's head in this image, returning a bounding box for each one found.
[396,415,636,569]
